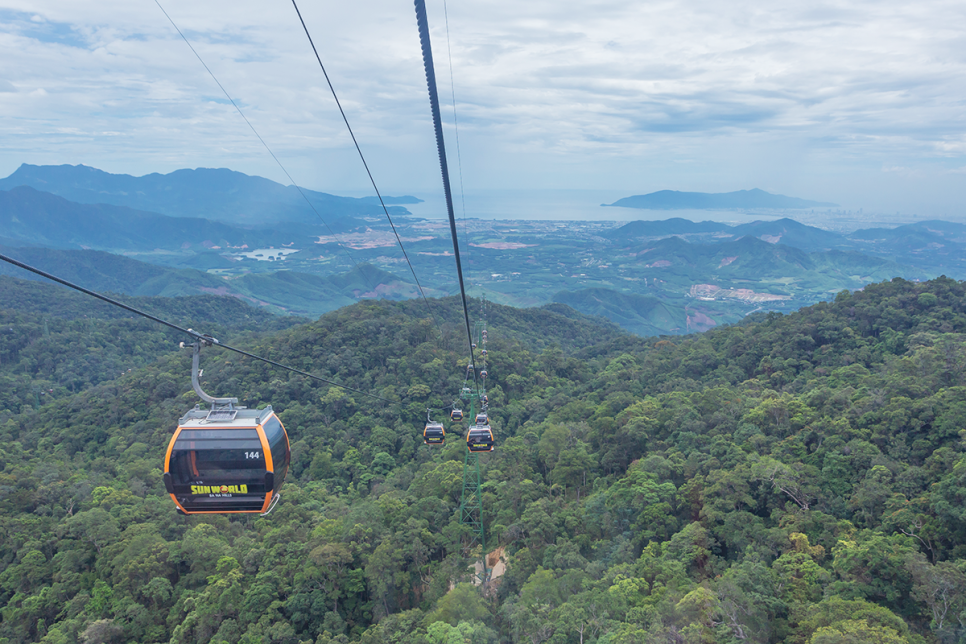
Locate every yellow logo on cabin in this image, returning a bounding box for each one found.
[190,484,248,495]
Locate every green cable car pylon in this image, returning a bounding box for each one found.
[460,316,489,581]
[460,424,486,579]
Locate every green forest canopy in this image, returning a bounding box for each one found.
[2,276,966,643]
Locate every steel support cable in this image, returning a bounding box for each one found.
[151,0,373,290]
[413,0,479,391]
[0,252,394,404]
[289,0,444,338]
[443,0,482,326]
[442,0,470,250]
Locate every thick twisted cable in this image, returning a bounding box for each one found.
[413,0,478,391]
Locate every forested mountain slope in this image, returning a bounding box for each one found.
[2,277,966,644]
[0,276,306,414]
[0,247,426,317]
[0,187,260,251]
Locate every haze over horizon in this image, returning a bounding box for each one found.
[0,162,892,230]
[0,0,964,217]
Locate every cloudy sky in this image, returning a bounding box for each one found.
[1,0,964,216]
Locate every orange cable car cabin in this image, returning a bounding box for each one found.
[466,424,494,452]
[424,421,445,445]
[164,405,289,514]
[163,340,290,515]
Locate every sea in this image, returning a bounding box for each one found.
[403,189,762,223]
[392,189,921,233]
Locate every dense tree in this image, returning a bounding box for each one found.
[2,277,966,642]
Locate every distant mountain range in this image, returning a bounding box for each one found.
[0,185,354,252]
[0,163,420,225]
[606,217,846,252]
[609,233,923,288]
[603,188,838,210]
[606,217,966,276]
[3,161,961,338]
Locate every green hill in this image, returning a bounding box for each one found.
[604,218,730,238]
[0,186,252,251]
[729,218,848,252]
[0,246,417,317]
[848,221,966,276]
[0,246,226,296]
[611,217,853,253]
[552,288,691,335]
[0,275,306,414]
[605,235,927,300]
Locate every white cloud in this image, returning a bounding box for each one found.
[0,0,963,213]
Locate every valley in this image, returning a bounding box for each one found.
[4,164,961,335]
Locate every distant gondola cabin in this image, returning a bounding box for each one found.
[164,406,290,514]
[424,421,445,445]
[466,424,494,452]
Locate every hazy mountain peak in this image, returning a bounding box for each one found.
[0,163,416,225]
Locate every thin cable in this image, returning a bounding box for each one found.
[413,0,479,390]
[213,343,392,404]
[290,0,444,337]
[152,0,372,288]
[442,0,470,252]
[0,252,394,404]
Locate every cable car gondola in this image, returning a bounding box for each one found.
[451,408,464,422]
[165,405,289,514]
[424,421,445,445]
[163,342,290,515]
[466,424,494,452]
[475,412,488,425]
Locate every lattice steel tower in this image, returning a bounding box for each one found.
[459,312,489,581]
